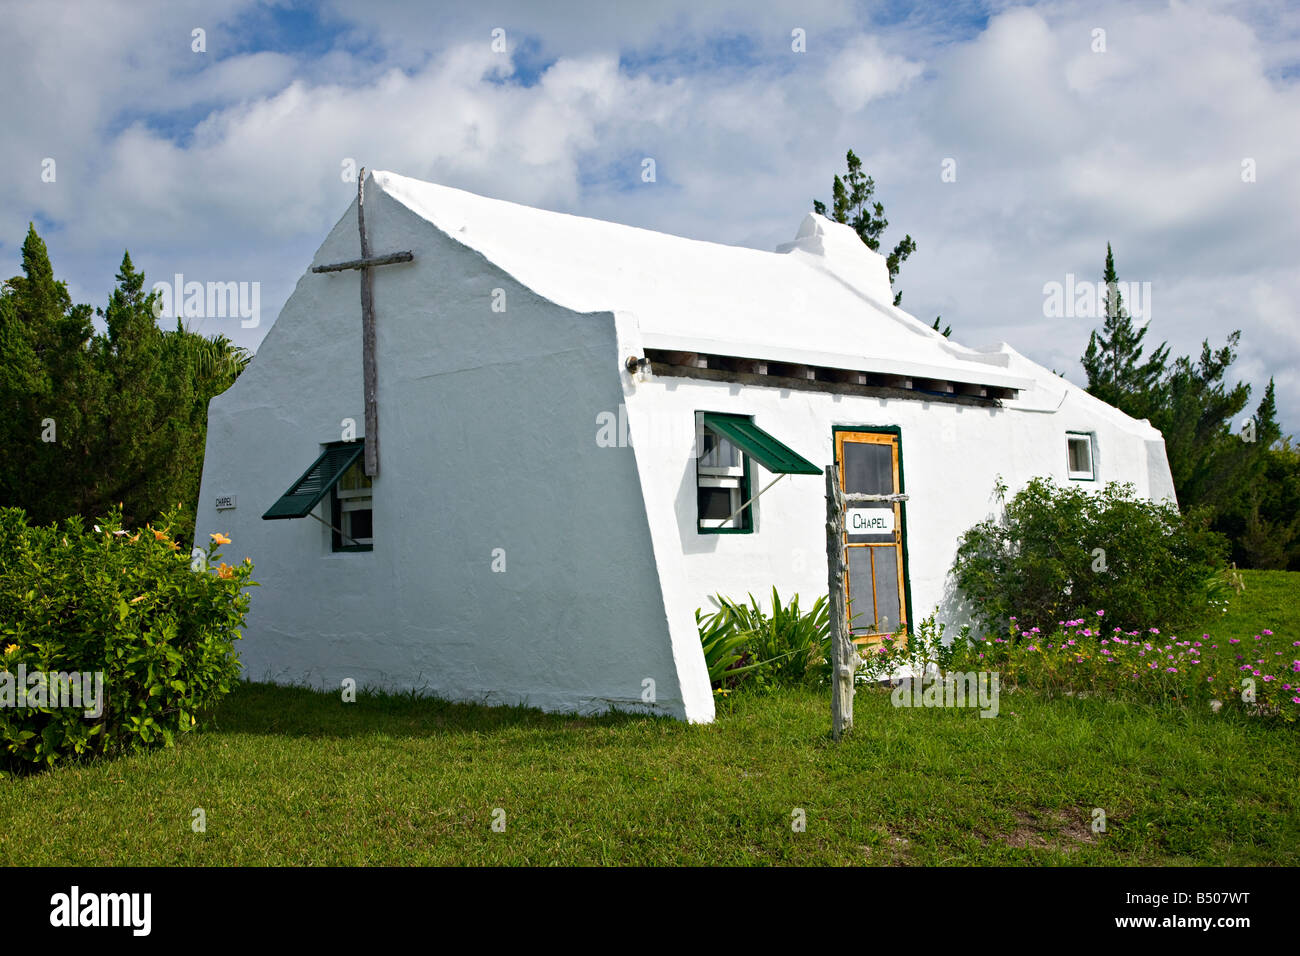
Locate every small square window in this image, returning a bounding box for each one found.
[697,417,752,533]
[331,457,373,551]
[1066,433,1095,481]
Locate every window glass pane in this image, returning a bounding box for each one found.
[843,441,893,495]
[338,458,372,491]
[698,486,734,521]
[872,548,901,634]
[346,508,373,541]
[699,428,740,469]
[1068,437,1091,474]
[847,548,875,635]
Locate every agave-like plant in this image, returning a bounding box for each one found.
[696,589,833,689]
[696,602,764,686]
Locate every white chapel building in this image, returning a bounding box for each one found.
[196,170,1176,724]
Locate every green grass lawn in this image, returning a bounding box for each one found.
[2,571,1296,866]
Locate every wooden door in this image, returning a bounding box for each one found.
[836,430,908,643]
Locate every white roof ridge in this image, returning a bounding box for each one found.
[370,169,1039,391]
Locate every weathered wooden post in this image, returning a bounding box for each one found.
[309,167,414,479]
[826,465,854,739]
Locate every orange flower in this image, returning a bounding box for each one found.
[217,562,234,580]
[210,533,232,546]
[129,594,146,604]
[153,529,168,541]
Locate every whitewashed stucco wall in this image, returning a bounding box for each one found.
[614,315,1174,638]
[197,179,713,722]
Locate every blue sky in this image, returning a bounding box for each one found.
[2,0,1298,433]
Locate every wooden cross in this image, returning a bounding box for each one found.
[311,167,413,477]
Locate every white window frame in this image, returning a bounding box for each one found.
[332,459,374,549]
[695,414,751,532]
[1066,431,1096,481]
[695,417,745,478]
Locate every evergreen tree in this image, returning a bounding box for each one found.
[91,251,169,527]
[1149,332,1252,521]
[1214,378,1297,568]
[0,225,101,524]
[0,225,250,541]
[814,150,917,306]
[1081,244,1169,418]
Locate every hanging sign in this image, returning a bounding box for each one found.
[847,507,894,534]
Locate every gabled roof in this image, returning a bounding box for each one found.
[373,170,1034,392]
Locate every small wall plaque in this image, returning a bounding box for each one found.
[215,494,237,511]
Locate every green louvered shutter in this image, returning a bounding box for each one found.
[263,443,365,519]
[701,414,821,475]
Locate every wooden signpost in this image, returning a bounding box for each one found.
[311,167,413,478]
[826,466,854,739]
[826,465,910,740]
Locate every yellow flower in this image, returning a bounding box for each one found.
[3,644,18,657]
[210,533,232,546]
[217,562,234,580]
[129,594,146,604]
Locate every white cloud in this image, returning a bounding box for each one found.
[824,36,924,112]
[1,0,1297,432]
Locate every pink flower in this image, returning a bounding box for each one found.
[1096,610,1105,617]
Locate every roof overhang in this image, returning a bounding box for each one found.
[640,333,1034,392]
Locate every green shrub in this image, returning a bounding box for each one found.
[951,477,1227,635]
[696,589,829,694]
[0,506,255,773]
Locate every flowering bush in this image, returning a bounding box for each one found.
[947,610,1299,723]
[951,477,1228,635]
[0,506,255,773]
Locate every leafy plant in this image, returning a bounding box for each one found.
[852,613,952,684]
[695,589,830,694]
[695,604,764,686]
[951,477,1227,635]
[0,506,255,774]
[949,613,1299,724]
